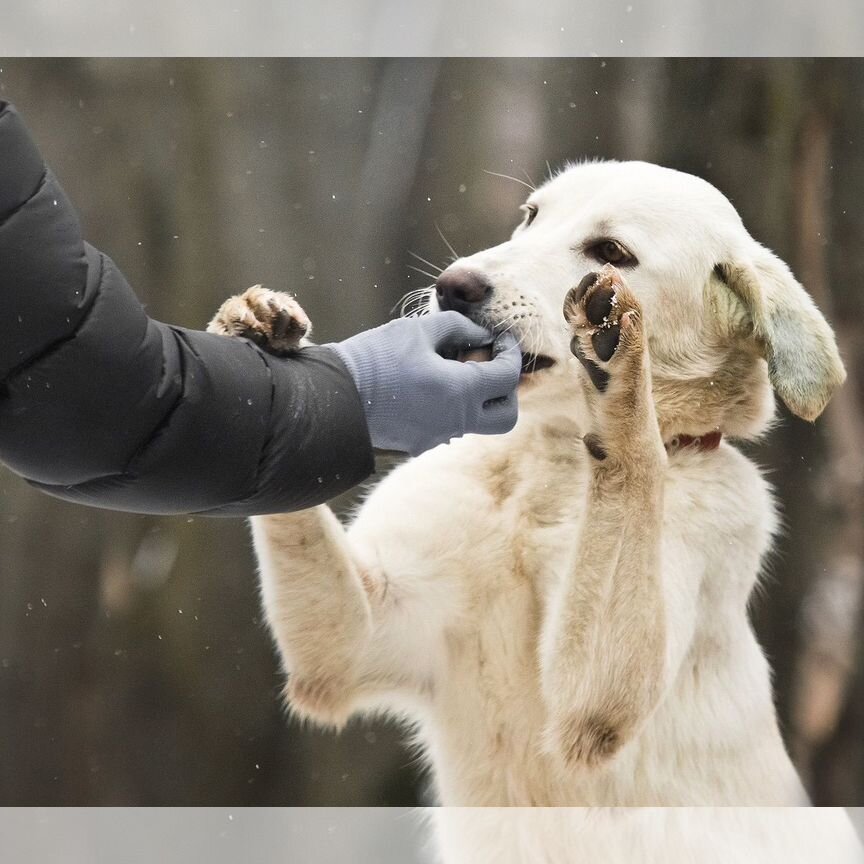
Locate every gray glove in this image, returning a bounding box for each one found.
[328,311,522,456]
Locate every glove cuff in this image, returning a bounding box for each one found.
[327,334,404,446]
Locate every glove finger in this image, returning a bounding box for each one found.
[422,310,495,353]
[492,330,519,357]
[408,434,449,458]
[459,338,522,400]
[468,393,519,436]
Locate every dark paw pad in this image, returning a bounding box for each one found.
[591,324,621,362]
[572,272,600,306]
[585,283,616,326]
[570,338,610,392]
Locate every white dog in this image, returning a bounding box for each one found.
[210,161,861,862]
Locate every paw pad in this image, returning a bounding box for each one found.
[591,323,621,363]
[563,265,642,390]
[568,271,600,308]
[585,282,616,326]
[569,338,610,392]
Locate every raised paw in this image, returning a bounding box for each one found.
[563,264,644,392]
[207,285,311,355]
[563,265,662,465]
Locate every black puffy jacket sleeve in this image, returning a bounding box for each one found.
[0,102,375,516]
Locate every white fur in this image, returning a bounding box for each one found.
[242,162,858,861]
[431,807,863,863]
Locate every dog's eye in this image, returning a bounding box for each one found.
[587,239,637,267]
[520,204,538,227]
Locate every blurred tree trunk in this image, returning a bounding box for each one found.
[797,62,864,805]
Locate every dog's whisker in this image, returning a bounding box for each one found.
[401,291,435,317]
[395,297,426,317]
[408,250,444,274]
[528,315,542,354]
[408,264,441,281]
[483,169,535,192]
[495,317,524,347]
[410,291,434,307]
[398,287,433,304]
[435,223,460,261]
[545,159,553,181]
[391,286,435,318]
[511,313,538,360]
[492,310,518,328]
[402,304,431,319]
[520,168,537,190]
[389,297,409,317]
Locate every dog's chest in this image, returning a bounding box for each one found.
[426,483,585,804]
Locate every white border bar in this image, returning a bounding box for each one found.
[1,0,863,57]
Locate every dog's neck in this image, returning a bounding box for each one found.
[522,376,724,454]
[664,430,722,453]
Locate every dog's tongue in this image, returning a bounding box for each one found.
[457,347,494,363]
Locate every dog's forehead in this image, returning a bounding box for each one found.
[536,161,742,234]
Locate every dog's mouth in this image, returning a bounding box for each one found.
[520,353,556,375]
[457,347,555,375]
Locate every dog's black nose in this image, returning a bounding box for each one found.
[436,268,493,315]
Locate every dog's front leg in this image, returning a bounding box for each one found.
[207,289,430,728]
[252,507,422,728]
[541,265,668,769]
[251,508,381,728]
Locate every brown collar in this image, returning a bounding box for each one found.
[665,430,722,453]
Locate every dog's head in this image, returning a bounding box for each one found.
[432,161,845,439]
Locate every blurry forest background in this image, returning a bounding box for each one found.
[0,59,863,805]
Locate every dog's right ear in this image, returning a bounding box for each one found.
[714,244,845,422]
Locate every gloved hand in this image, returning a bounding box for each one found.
[328,312,522,456]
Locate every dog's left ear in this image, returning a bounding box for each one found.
[715,244,846,421]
